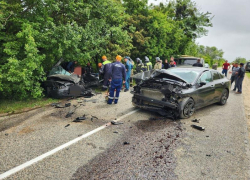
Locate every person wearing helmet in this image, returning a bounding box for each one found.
[145,56,152,71]
[107,55,126,104]
[101,55,112,90]
[135,58,144,74]
[124,56,132,92]
[154,57,162,70]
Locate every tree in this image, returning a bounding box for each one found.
[233,57,247,64]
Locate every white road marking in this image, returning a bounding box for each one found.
[0,109,139,180]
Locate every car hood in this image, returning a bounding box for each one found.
[133,69,189,84]
[47,74,80,84]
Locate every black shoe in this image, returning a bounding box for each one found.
[124,89,129,92]
[232,89,236,91]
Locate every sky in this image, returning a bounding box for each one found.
[148,0,250,62]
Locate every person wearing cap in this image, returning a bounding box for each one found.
[124,56,132,92]
[107,55,126,104]
[101,55,112,90]
[154,57,162,70]
[145,56,152,71]
[235,63,245,94]
[193,59,203,67]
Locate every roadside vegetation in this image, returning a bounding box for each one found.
[0,98,58,114]
[246,72,250,79]
[0,0,213,100]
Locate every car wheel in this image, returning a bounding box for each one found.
[180,98,195,119]
[218,89,228,105]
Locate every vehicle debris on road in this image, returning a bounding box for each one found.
[191,119,200,123]
[111,121,124,125]
[65,124,70,128]
[191,124,205,131]
[73,115,87,122]
[65,103,71,107]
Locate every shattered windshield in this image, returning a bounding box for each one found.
[166,69,200,83]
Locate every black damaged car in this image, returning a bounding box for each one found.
[132,67,230,119]
[44,64,94,99]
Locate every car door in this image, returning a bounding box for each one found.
[195,71,215,108]
[211,71,225,102]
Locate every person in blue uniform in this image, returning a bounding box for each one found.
[124,56,132,92]
[107,55,126,104]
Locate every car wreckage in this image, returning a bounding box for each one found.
[131,68,230,119]
[44,63,96,99]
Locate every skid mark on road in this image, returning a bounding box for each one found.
[0,109,139,180]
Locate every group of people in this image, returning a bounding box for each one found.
[228,62,245,94]
[152,57,176,70]
[99,55,177,104]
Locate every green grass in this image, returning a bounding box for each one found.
[246,72,250,79]
[0,98,59,114]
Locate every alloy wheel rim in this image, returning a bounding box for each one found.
[222,92,228,104]
[184,101,194,117]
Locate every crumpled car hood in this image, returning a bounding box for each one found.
[48,74,80,84]
[133,69,188,84]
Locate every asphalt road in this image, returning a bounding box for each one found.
[1,72,250,180]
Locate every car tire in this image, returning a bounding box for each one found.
[179,98,195,119]
[218,89,228,105]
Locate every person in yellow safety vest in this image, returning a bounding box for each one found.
[134,58,144,74]
[101,55,112,90]
[154,57,162,70]
[144,56,152,71]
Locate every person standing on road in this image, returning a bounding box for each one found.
[193,59,203,67]
[135,58,144,74]
[222,60,231,77]
[170,60,176,67]
[154,57,162,70]
[170,56,176,65]
[145,56,152,71]
[231,63,239,85]
[107,55,126,104]
[124,56,132,92]
[232,63,235,70]
[101,56,112,91]
[235,63,245,94]
[163,59,170,69]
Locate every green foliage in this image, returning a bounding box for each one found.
[233,57,247,64]
[197,45,224,66]
[0,23,45,99]
[0,0,213,100]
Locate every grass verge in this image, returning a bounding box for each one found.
[246,72,250,79]
[0,98,59,114]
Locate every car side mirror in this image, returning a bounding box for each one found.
[199,82,206,87]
